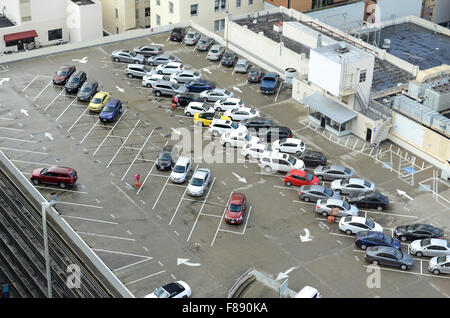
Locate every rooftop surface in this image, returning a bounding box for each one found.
[379,22,450,70]
[0,16,14,28]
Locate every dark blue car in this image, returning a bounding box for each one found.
[185,80,216,93]
[260,73,280,94]
[99,99,122,122]
[355,231,401,250]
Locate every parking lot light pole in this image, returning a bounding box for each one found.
[41,201,53,298]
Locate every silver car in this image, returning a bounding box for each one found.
[147,54,180,66]
[187,168,211,197]
[207,44,225,61]
[125,64,154,78]
[315,198,358,217]
[133,45,163,57]
[428,255,450,275]
[365,246,414,271]
[235,58,251,73]
[170,157,192,184]
[409,238,450,258]
[170,70,202,84]
[184,31,201,45]
[330,178,375,195]
[298,185,341,203]
[196,37,214,51]
[200,88,234,102]
[313,165,355,181]
[111,49,145,64]
[152,80,188,97]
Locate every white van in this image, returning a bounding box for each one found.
[294,286,321,298]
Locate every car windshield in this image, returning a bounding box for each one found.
[159,152,172,160]
[130,51,137,57]
[237,63,245,67]
[199,40,207,44]
[172,83,180,89]
[364,181,371,188]
[82,86,92,92]
[173,165,185,173]
[365,219,375,229]
[341,178,350,186]
[305,173,314,181]
[224,90,231,95]
[231,122,239,129]
[92,98,102,103]
[420,238,431,247]
[264,77,275,82]
[103,105,115,112]
[244,134,250,142]
[323,187,333,197]
[393,249,403,259]
[437,256,446,264]
[265,145,272,152]
[344,168,352,174]
[57,70,67,75]
[229,204,242,212]
[154,287,170,298]
[383,234,392,244]
[186,33,194,38]
[191,178,204,186]
[279,138,287,144]
[40,168,48,174]
[342,201,351,210]
[288,157,296,166]
[210,49,218,53]
[71,77,80,83]
[250,109,256,114]
[143,66,152,72]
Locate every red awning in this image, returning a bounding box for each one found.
[4,30,38,42]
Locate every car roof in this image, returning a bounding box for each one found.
[264,72,277,77]
[365,231,386,239]
[221,97,241,103]
[304,185,327,192]
[370,246,397,253]
[303,150,323,156]
[327,165,349,171]
[188,102,205,107]
[270,126,291,132]
[194,168,210,177]
[425,239,448,247]
[48,166,74,173]
[94,91,108,98]
[175,156,190,165]
[211,118,232,125]
[155,79,176,86]
[211,88,227,93]
[347,178,368,185]
[280,138,301,143]
[343,216,367,223]
[325,198,344,205]
[179,70,197,75]
[263,152,289,160]
[210,44,223,49]
[237,58,248,63]
[164,62,182,67]
[106,99,120,105]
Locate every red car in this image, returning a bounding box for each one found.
[53,65,76,85]
[284,170,319,187]
[225,193,247,224]
[31,166,77,188]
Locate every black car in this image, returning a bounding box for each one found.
[394,224,444,242]
[221,52,238,67]
[240,117,273,132]
[156,146,176,171]
[53,65,76,85]
[258,126,292,142]
[65,70,87,93]
[295,150,327,168]
[77,80,99,102]
[172,93,201,108]
[170,28,186,42]
[346,192,389,211]
[248,67,263,83]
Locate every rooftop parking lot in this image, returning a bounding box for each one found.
[0,30,449,298]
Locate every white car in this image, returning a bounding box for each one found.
[200,88,234,102]
[155,62,184,75]
[170,156,192,184]
[409,238,450,258]
[338,216,383,235]
[184,102,214,116]
[142,74,174,88]
[208,119,246,137]
[187,168,211,197]
[170,70,202,84]
[220,130,260,148]
[214,98,244,112]
[258,151,304,173]
[315,198,359,217]
[272,138,306,154]
[428,255,450,275]
[294,286,321,298]
[241,142,272,160]
[224,107,260,121]
[330,178,375,195]
[144,281,191,298]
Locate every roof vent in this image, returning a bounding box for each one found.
[336,42,349,54]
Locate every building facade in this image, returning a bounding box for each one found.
[99,0,150,35]
[421,0,450,26]
[264,0,356,12]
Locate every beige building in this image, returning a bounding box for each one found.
[150,0,265,32]
[99,0,150,34]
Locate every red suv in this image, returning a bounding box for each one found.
[31,166,77,188]
[225,193,247,224]
[53,65,76,85]
[284,170,319,187]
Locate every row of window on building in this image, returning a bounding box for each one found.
[155,0,255,15]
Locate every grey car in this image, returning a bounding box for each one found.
[315,198,358,217]
[147,54,180,66]
[111,49,145,64]
[207,44,225,61]
[365,246,414,270]
[235,58,251,73]
[187,168,211,197]
[428,255,450,275]
[125,64,154,78]
[196,37,214,51]
[298,185,341,203]
[152,80,188,97]
[330,178,375,195]
[184,31,201,45]
[409,238,450,258]
[133,45,163,57]
[170,70,202,84]
[199,88,234,102]
[313,164,355,181]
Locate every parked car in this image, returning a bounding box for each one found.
[346,192,389,211]
[187,168,211,197]
[31,166,77,188]
[224,107,260,121]
[193,112,230,127]
[224,193,247,224]
[53,65,76,85]
[235,58,251,73]
[241,142,272,160]
[298,185,341,203]
[65,70,87,93]
[365,246,414,270]
[221,52,238,67]
[247,67,263,83]
[284,170,319,187]
[208,119,245,137]
[171,70,203,84]
[260,72,280,94]
[339,216,383,235]
[133,45,163,57]
[170,157,192,184]
[156,62,184,75]
[156,146,176,171]
[125,64,153,78]
[200,88,234,102]
[184,31,201,45]
[240,117,272,132]
[184,102,214,117]
[294,286,321,298]
[147,54,180,66]
[77,80,99,102]
[145,281,191,298]
[428,255,450,275]
[170,28,186,42]
[142,74,173,88]
[258,152,304,174]
[331,178,375,195]
[111,49,145,64]
[355,231,402,250]
[172,93,201,108]
[220,129,260,148]
[313,165,355,181]
[88,91,111,112]
[213,98,244,112]
[394,224,445,242]
[99,99,122,122]
[409,238,450,258]
[207,44,225,61]
[196,37,214,51]
[152,80,188,97]
[272,138,305,154]
[315,198,358,217]
[185,80,216,93]
[258,126,292,142]
[294,150,326,168]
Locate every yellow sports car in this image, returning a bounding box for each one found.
[193,112,230,126]
[88,92,111,112]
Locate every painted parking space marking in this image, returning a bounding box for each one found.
[56,201,103,209]
[92,109,128,156]
[106,120,141,168]
[32,80,52,101]
[62,215,119,225]
[0,136,37,143]
[55,97,78,121]
[77,232,136,241]
[44,89,65,111]
[121,128,155,181]
[80,118,101,144]
[0,147,47,155]
[35,186,88,194]
[124,270,166,286]
[11,159,53,166]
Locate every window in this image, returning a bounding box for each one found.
[156,0,160,5]
[215,0,227,11]
[236,0,241,8]
[48,28,62,41]
[249,0,253,5]
[359,69,367,83]
[156,14,161,25]
[115,8,118,19]
[136,8,139,19]
[145,7,150,17]
[169,2,174,14]
[116,27,119,34]
[20,0,31,22]
[191,4,198,16]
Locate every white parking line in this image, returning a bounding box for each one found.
[22,74,40,92]
[113,258,153,272]
[106,120,140,168]
[33,80,52,101]
[0,147,47,155]
[56,201,103,209]
[11,159,52,166]
[34,186,88,194]
[151,174,170,209]
[0,136,37,143]
[67,108,88,133]
[77,232,136,241]
[44,89,65,111]
[55,97,77,121]
[0,127,25,132]
[124,270,166,286]
[121,128,154,181]
[80,118,101,144]
[211,192,232,247]
[92,109,128,156]
[0,117,14,121]
[62,215,119,225]
[361,209,418,219]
